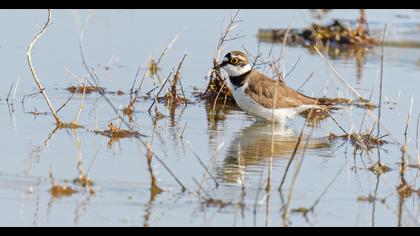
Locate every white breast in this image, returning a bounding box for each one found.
[228,80,318,124]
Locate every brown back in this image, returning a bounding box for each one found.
[243,70,325,109]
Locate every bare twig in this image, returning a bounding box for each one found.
[146,33,180,87]
[78,20,186,191]
[26,9,61,125]
[146,143,164,199]
[5,81,14,103]
[313,46,367,102]
[284,56,302,79]
[377,24,387,138]
[148,72,172,112]
[12,78,20,102]
[79,14,101,88]
[242,44,263,69]
[205,10,241,96]
[404,96,414,137]
[74,85,86,124]
[416,113,420,164]
[56,85,80,113]
[359,87,375,134]
[129,63,143,96]
[127,66,148,111]
[216,10,241,61]
[279,21,293,81]
[186,141,219,188]
[180,121,188,139]
[170,53,187,103]
[357,9,367,35]
[306,161,346,213]
[93,77,186,191]
[278,120,306,191]
[328,111,349,136]
[157,33,180,66]
[297,72,314,91]
[282,127,315,225]
[212,79,227,112]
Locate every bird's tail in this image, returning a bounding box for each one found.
[298,92,350,106]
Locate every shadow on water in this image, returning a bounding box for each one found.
[217,122,333,184]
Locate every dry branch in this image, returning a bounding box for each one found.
[203,10,242,102]
[26,9,62,125]
[78,19,186,191]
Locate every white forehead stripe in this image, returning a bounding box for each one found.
[222,64,251,77]
[223,57,229,62]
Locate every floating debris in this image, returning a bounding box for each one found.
[121,105,134,122]
[160,93,189,104]
[397,181,418,199]
[291,207,311,215]
[57,122,84,130]
[49,184,77,198]
[96,122,140,139]
[94,122,142,146]
[329,132,387,151]
[73,176,94,188]
[26,108,48,116]
[48,169,77,198]
[367,162,392,175]
[357,194,385,203]
[201,197,232,209]
[108,90,125,96]
[66,85,105,94]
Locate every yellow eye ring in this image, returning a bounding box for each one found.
[230,58,239,64]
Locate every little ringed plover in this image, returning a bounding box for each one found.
[216,50,334,123]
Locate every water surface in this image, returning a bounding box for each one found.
[1,9,420,226]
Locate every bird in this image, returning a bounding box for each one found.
[215,50,334,123]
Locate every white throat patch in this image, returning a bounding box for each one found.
[222,63,251,77]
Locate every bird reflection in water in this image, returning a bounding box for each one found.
[217,122,333,184]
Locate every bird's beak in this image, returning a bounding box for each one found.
[213,61,228,70]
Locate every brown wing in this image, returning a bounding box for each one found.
[243,70,321,109]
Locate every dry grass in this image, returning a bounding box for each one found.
[258,10,378,50]
[146,144,164,200]
[329,132,387,151]
[201,10,241,105]
[48,168,77,198]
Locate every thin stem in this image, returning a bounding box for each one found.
[377,24,387,138]
[26,9,61,125]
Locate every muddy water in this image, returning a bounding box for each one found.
[1,9,420,226]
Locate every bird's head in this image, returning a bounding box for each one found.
[214,51,251,77]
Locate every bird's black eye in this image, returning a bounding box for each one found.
[230,58,239,64]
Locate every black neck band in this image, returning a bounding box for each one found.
[229,70,252,87]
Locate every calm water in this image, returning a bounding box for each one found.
[1,9,420,226]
